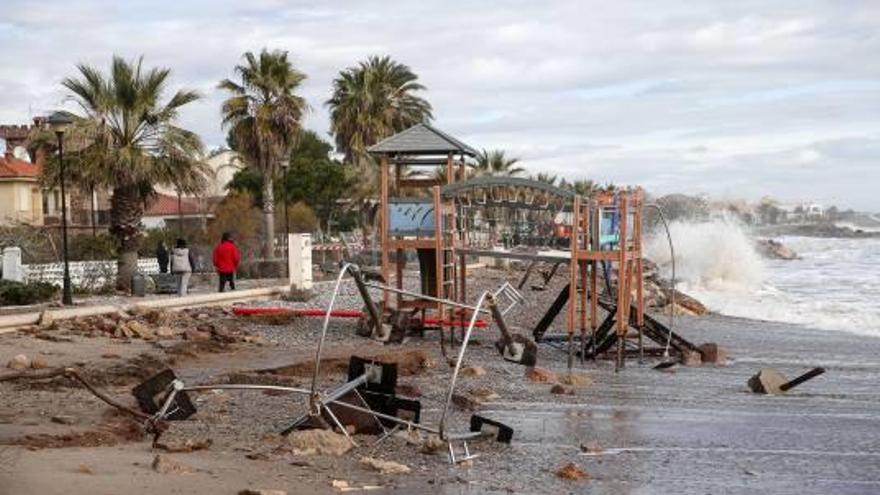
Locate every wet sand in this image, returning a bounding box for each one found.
[1,269,878,495]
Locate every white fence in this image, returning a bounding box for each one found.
[22,258,160,289]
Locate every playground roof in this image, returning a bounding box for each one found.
[368,123,478,157]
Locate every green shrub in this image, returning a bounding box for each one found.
[0,280,58,306]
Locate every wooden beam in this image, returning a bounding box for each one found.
[398,178,442,189]
[380,156,390,310]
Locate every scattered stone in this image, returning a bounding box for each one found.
[524,367,557,383]
[143,310,168,325]
[286,429,351,456]
[680,350,702,367]
[101,353,121,359]
[51,415,77,425]
[126,320,154,340]
[30,356,50,369]
[698,343,727,365]
[451,393,480,411]
[155,327,176,339]
[37,310,54,328]
[555,462,589,481]
[360,456,411,474]
[196,313,210,320]
[558,372,592,388]
[76,464,95,475]
[331,480,350,490]
[210,326,237,343]
[550,384,574,395]
[183,329,211,341]
[7,354,30,370]
[460,366,486,377]
[151,454,193,474]
[421,434,445,454]
[238,489,287,495]
[469,386,499,402]
[154,438,212,453]
[114,324,133,339]
[242,335,268,345]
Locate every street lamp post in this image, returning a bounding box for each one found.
[280,161,290,271]
[48,111,74,306]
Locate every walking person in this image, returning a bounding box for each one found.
[156,241,170,273]
[212,232,241,292]
[171,238,195,296]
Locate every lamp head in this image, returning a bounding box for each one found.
[47,111,75,135]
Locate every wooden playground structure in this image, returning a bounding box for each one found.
[368,123,694,371]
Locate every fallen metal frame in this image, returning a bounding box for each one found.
[142,262,514,464]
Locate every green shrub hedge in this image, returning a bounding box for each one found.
[0,280,58,306]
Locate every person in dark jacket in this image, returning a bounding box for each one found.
[156,241,170,273]
[212,232,241,292]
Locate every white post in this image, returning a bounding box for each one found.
[2,247,23,282]
[288,233,313,290]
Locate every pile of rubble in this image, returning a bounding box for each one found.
[31,307,268,346]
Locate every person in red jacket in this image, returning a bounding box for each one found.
[212,232,241,292]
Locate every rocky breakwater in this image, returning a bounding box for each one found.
[755,239,798,260]
[639,259,708,316]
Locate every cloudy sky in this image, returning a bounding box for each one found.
[1,0,878,210]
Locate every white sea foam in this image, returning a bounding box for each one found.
[646,218,880,337]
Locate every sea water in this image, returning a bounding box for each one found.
[646,219,880,337]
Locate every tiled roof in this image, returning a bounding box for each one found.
[144,193,203,216]
[0,153,40,179]
[368,123,478,156]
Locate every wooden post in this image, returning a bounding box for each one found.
[380,156,390,311]
[394,164,403,308]
[433,186,444,321]
[634,194,645,329]
[567,196,581,370]
[458,155,467,307]
[615,196,629,370]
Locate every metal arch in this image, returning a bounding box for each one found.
[440,176,576,201]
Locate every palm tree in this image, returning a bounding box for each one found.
[219,49,307,258]
[474,149,524,177]
[326,55,433,243]
[59,56,208,289]
[532,172,559,186]
[559,178,599,196]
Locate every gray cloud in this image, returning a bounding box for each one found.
[1,0,878,209]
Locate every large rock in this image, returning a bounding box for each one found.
[756,239,798,260]
[7,354,30,370]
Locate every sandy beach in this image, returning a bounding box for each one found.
[1,268,878,495]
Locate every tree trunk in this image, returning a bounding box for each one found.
[109,184,143,291]
[261,173,275,259]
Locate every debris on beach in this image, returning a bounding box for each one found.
[360,456,411,474]
[555,462,589,481]
[154,438,213,453]
[151,454,193,474]
[7,354,31,370]
[748,367,826,395]
[524,366,557,383]
[698,343,727,365]
[558,372,592,388]
[286,429,352,456]
[550,384,574,395]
